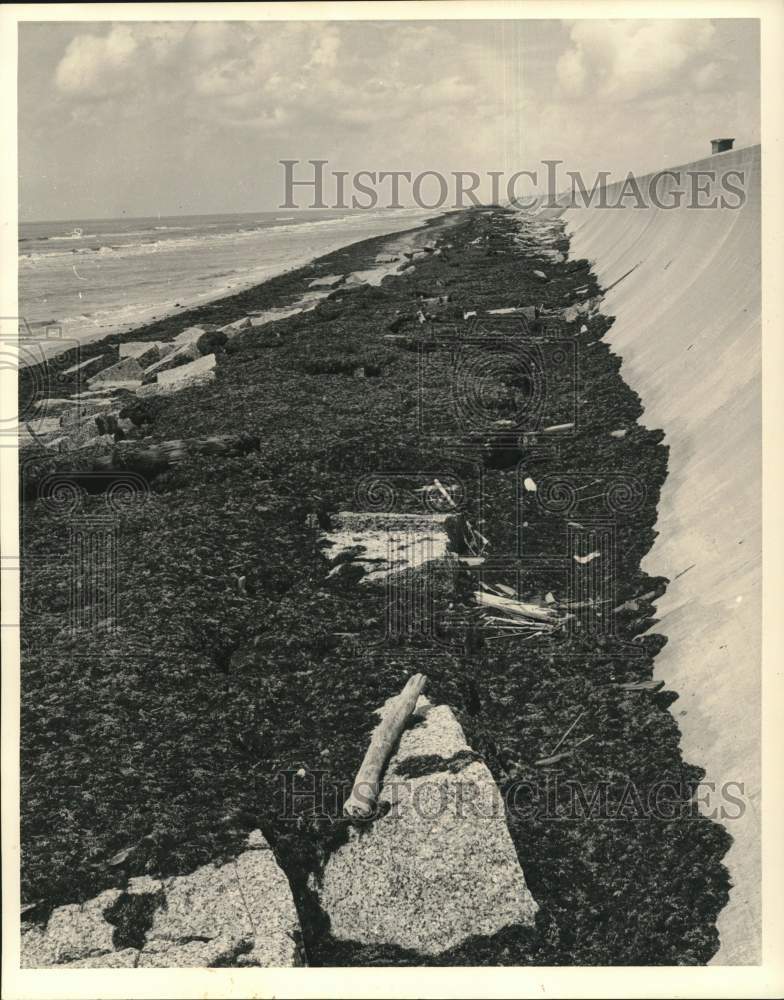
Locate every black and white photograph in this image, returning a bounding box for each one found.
[1,3,782,997]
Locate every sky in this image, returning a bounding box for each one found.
[18,18,760,221]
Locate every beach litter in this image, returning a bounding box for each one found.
[616,680,665,693]
[574,551,601,565]
[474,584,569,640]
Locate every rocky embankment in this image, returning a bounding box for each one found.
[20,208,731,967]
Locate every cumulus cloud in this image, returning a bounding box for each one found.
[50,21,484,132]
[556,20,718,101]
[55,25,139,95]
[23,18,758,220]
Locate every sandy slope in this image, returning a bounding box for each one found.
[562,145,761,964]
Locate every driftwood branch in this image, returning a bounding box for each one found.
[344,673,428,819]
[23,433,260,498]
[535,734,594,767]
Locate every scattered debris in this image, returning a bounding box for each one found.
[475,587,566,636]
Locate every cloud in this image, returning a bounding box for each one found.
[25,19,758,220]
[556,20,718,101]
[55,25,139,95]
[50,21,488,132]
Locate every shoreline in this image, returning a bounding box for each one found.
[18,210,442,366]
[20,206,732,966]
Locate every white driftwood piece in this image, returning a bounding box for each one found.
[475,590,561,624]
[343,673,428,818]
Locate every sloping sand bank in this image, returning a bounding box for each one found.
[562,145,761,964]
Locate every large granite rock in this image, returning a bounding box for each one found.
[22,832,302,968]
[172,326,219,347]
[219,317,252,337]
[138,353,216,396]
[61,355,112,379]
[308,274,345,290]
[319,696,538,955]
[31,398,81,419]
[140,837,301,967]
[118,342,161,365]
[60,397,117,425]
[142,342,201,383]
[18,415,74,449]
[21,889,121,967]
[86,357,144,390]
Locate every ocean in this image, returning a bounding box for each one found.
[18,208,431,351]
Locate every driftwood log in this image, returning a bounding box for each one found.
[96,433,260,477]
[344,673,428,819]
[22,433,260,499]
